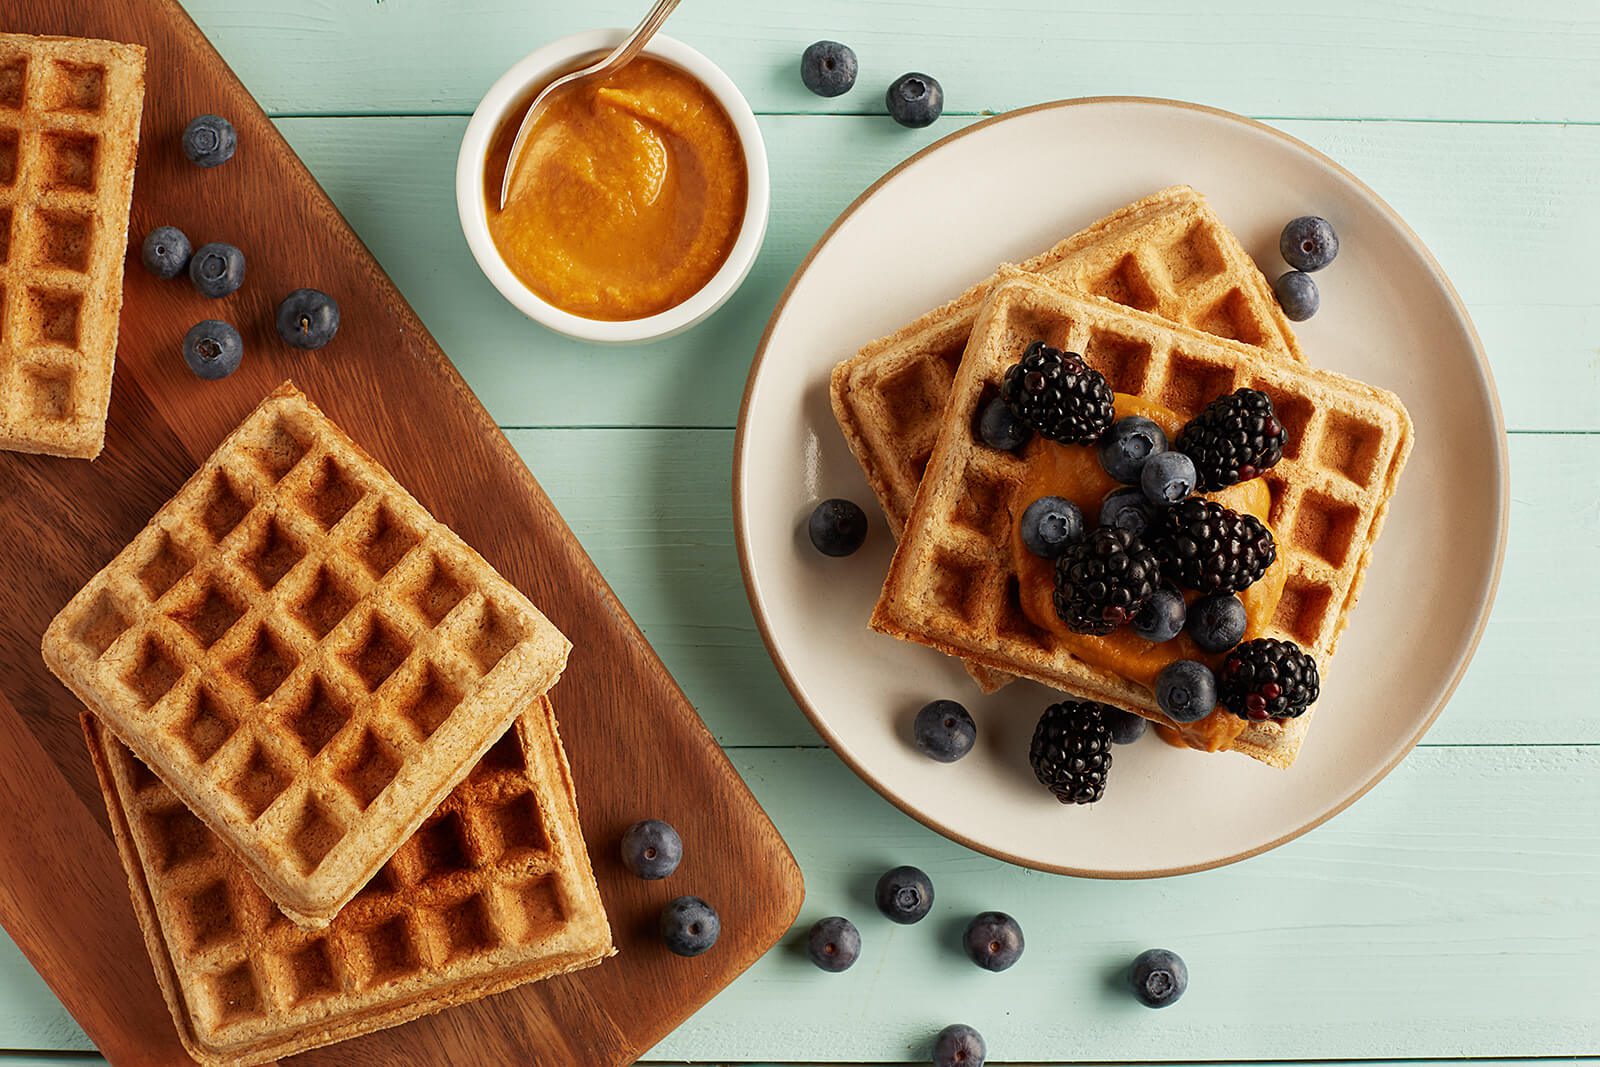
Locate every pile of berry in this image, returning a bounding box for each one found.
[977,342,1321,798]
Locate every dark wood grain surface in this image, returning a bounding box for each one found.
[0,2,803,1063]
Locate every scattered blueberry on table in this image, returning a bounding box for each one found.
[1018,495,1083,558]
[800,40,858,97]
[808,498,869,556]
[1098,414,1168,484]
[1274,270,1320,321]
[1130,587,1186,643]
[1187,593,1247,653]
[962,911,1024,972]
[182,113,237,168]
[620,818,683,880]
[189,241,245,298]
[181,320,243,380]
[1154,659,1217,723]
[1129,948,1188,1008]
[806,916,862,972]
[886,72,944,128]
[1280,215,1339,272]
[932,1023,986,1067]
[276,288,342,350]
[913,699,977,763]
[660,896,720,957]
[875,865,934,924]
[140,225,191,278]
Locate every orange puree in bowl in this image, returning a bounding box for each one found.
[485,56,747,321]
[1008,394,1288,752]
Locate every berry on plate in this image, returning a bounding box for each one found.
[1155,659,1217,723]
[976,395,1031,451]
[1104,707,1149,745]
[1187,593,1247,653]
[914,699,977,763]
[808,498,868,556]
[1131,586,1186,643]
[1274,270,1320,321]
[1098,415,1167,484]
[1029,701,1113,804]
[1099,486,1153,536]
[1019,496,1084,559]
[1000,342,1114,444]
[1280,215,1338,272]
[1175,388,1287,491]
[1219,638,1320,720]
[1053,526,1161,635]
[1150,498,1276,594]
[1140,450,1196,506]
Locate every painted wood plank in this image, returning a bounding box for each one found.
[272,115,1600,433]
[2,746,1596,1060]
[500,428,1595,749]
[179,0,1600,123]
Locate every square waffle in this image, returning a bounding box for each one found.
[832,186,1303,691]
[831,186,1304,542]
[85,698,613,1066]
[45,383,572,926]
[0,33,145,459]
[871,271,1413,767]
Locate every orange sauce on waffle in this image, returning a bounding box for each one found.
[1008,395,1288,751]
[484,56,746,321]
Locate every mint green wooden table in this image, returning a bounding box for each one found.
[4,2,1598,1063]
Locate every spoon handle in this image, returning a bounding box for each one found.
[602,0,684,75]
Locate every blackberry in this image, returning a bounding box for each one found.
[1029,701,1114,805]
[1219,638,1320,720]
[1174,388,1288,491]
[1000,342,1115,444]
[1053,526,1161,635]
[1150,498,1276,594]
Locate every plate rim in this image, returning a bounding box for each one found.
[732,95,1510,878]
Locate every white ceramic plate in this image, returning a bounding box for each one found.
[734,98,1506,876]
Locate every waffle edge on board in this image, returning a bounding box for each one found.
[871,270,1413,768]
[830,185,1304,691]
[85,701,613,1067]
[0,33,145,459]
[44,382,573,926]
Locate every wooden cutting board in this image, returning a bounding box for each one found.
[0,1,802,1063]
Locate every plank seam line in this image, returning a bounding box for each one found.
[264,110,1600,127]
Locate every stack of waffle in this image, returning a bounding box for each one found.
[831,187,1412,767]
[45,384,613,1064]
[0,33,145,459]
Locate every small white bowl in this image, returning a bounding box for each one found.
[456,30,770,344]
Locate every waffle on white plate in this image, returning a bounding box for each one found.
[871,270,1412,767]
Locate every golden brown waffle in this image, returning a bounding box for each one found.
[45,383,572,926]
[831,186,1304,542]
[832,187,1304,692]
[85,700,613,1067]
[0,33,144,459]
[871,271,1412,767]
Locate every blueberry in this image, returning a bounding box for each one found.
[933,1024,987,1067]
[1131,587,1186,643]
[914,699,976,763]
[977,395,1031,451]
[1187,594,1247,653]
[808,498,868,556]
[1155,659,1217,723]
[1098,415,1168,484]
[182,114,237,168]
[1105,707,1149,745]
[1018,496,1084,559]
[182,320,243,380]
[189,242,245,298]
[1140,450,1196,506]
[1100,487,1153,535]
[620,819,682,880]
[1274,271,1320,322]
[1280,215,1338,272]
[875,865,934,924]
[886,72,943,128]
[1130,948,1188,1008]
[807,916,861,972]
[801,41,858,98]
[140,225,191,279]
[276,288,341,350]
[660,896,720,957]
[963,911,1024,972]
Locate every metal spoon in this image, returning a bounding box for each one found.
[497,0,684,210]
